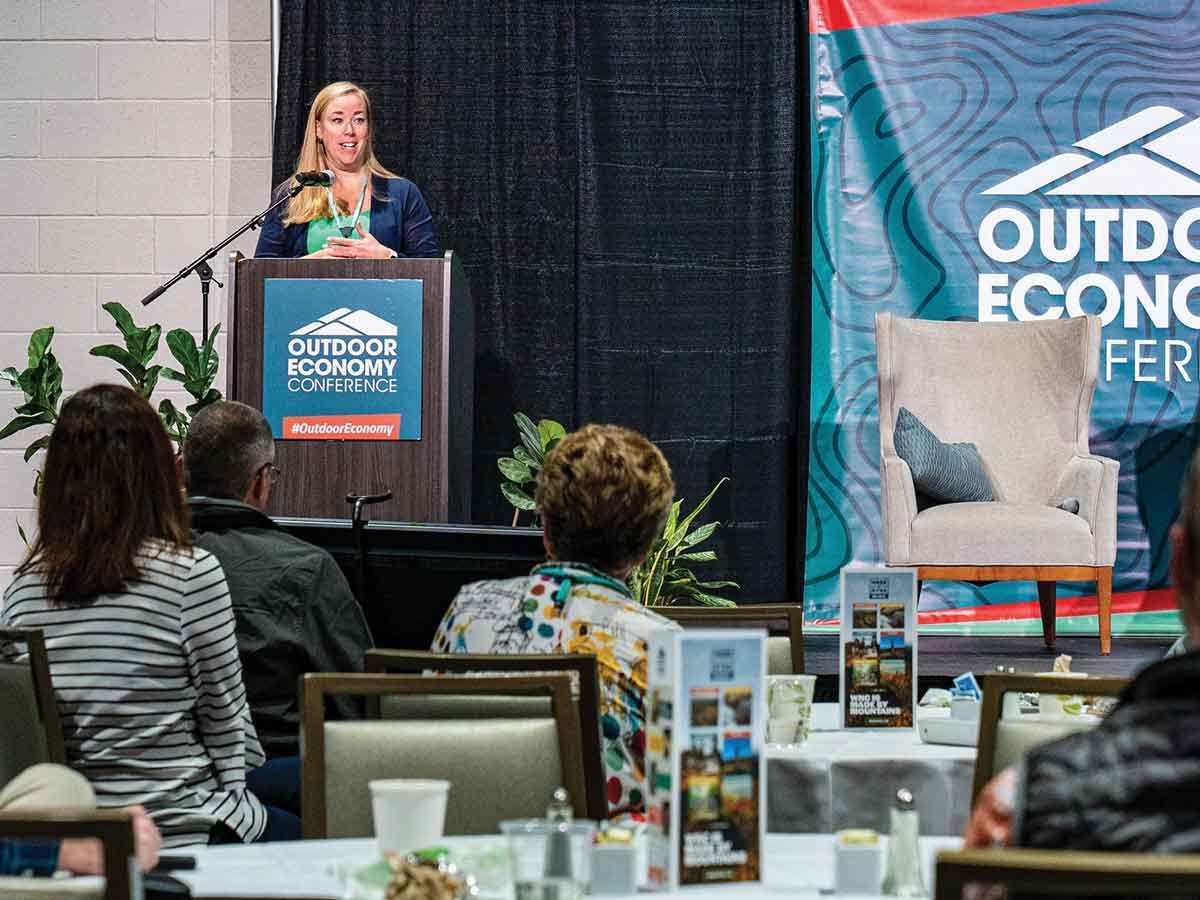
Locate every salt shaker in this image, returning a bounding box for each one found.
[542,787,577,900]
[881,788,926,897]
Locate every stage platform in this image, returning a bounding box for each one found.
[804,633,1173,701]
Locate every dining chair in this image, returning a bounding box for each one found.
[0,628,67,787]
[972,672,1128,804]
[363,649,607,820]
[653,604,805,674]
[876,313,1118,654]
[935,847,1200,898]
[300,672,588,839]
[0,810,135,900]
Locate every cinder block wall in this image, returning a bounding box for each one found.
[0,1,273,585]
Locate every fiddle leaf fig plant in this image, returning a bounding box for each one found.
[1,327,66,545]
[91,302,163,398]
[498,412,565,525]
[158,323,223,445]
[0,326,63,463]
[629,477,738,607]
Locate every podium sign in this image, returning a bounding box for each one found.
[261,278,423,440]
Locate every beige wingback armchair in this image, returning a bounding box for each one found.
[875,313,1119,654]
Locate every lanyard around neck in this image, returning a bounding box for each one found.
[325,175,367,238]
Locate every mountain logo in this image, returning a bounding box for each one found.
[984,106,1200,196]
[290,307,398,337]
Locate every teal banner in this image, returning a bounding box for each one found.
[262,279,423,441]
[805,1,1198,631]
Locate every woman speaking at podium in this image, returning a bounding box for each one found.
[254,81,440,259]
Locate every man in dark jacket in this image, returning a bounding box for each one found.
[966,448,1200,851]
[182,401,373,760]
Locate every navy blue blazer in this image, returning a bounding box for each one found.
[254,175,441,259]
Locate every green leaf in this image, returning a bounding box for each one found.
[22,434,50,462]
[142,365,162,398]
[677,550,718,562]
[1,366,21,387]
[681,520,720,548]
[514,412,541,459]
[28,327,54,369]
[675,477,729,540]
[115,369,140,391]
[43,354,63,411]
[201,322,221,365]
[90,344,141,372]
[498,457,534,484]
[140,324,162,364]
[160,367,186,383]
[663,500,680,540]
[694,579,739,590]
[185,389,221,417]
[0,412,52,441]
[16,520,29,548]
[513,446,541,469]
[101,301,136,337]
[501,481,537,511]
[690,591,737,608]
[538,418,566,449]
[166,329,200,374]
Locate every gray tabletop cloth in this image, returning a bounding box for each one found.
[765,704,976,836]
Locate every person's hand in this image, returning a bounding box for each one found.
[129,805,162,872]
[323,222,394,259]
[302,247,338,259]
[964,767,1017,849]
[57,806,162,874]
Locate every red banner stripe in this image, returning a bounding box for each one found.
[808,588,1176,627]
[810,0,1101,33]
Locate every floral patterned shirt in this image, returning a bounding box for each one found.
[431,562,679,816]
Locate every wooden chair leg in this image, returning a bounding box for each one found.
[1037,581,1056,651]
[1098,567,1112,656]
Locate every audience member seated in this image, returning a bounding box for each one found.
[0,763,160,877]
[0,385,295,846]
[432,424,681,816]
[182,400,373,765]
[966,446,1200,851]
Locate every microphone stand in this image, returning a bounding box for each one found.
[139,180,305,338]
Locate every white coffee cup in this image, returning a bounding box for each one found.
[369,779,450,856]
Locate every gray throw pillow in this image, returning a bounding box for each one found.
[893,407,993,503]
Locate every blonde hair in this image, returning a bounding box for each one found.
[283,81,400,226]
[535,424,675,575]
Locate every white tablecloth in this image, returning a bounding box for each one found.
[766,704,976,835]
[173,833,964,899]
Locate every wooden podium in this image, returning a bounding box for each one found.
[225,252,473,523]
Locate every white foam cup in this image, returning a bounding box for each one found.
[368,779,450,856]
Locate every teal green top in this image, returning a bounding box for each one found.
[306,209,372,255]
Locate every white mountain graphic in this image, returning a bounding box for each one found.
[983,105,1200,196]
[290,307,397,337]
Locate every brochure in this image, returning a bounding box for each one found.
[645,628,766,889]
[839,566,918,728]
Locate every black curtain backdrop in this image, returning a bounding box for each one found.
[273,1,809,604]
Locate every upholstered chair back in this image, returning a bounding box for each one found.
[323,718,563,837]
[876,314,1101,505]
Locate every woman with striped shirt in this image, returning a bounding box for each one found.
[1,384,293,846]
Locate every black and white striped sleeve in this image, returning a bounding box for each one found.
[179,550,266,785]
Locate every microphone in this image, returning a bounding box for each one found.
[295,169,335,187]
